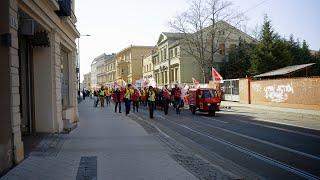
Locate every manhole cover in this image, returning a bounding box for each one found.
[76,156,97,180]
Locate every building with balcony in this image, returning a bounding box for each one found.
[83,72,91,90]
[0,0,79,173]
[116,45,154,84]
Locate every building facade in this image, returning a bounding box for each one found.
[90,53,115,89]
[142,54,154,80]
[0,0,79,173]
[83,72,91,90]
[105,55,116,84]
[116,45,154,84]
[152,21,254,86]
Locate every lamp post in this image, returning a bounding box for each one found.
[77,34,91,99]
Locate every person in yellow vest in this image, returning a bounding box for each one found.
[98,86,106,108]
[124,84,134,115]
[147,86,156,119]
[105,87,111,106]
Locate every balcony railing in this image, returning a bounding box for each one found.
[55,0,72,17]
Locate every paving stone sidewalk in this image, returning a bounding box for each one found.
[1,100,197,180]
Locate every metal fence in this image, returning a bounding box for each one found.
[222,79,240,102]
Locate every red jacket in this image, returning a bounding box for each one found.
[131,92,140,102]
[113,90,124,102]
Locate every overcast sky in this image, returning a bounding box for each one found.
[76,0,320,80]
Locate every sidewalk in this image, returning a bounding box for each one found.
[1,100,197,180]
[221,101,320,131]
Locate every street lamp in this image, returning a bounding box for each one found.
[77,34,91,99]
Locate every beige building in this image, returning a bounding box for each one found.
[0,0,79,173]
[116,45,154,84]
[83,72,91,90]
[153,21,254,86]
[143,53,154,80]
[91,53,115,89]
[105,55,116,84]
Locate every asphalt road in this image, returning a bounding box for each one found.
[133,105,320,180]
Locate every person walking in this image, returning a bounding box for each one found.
[105,87,111,106]
[94,90,99,107]
[132,88,140,112]
[172,84,182,114]
[162,85,171,115]
[82,88,86,100]
[147,86,156,119]
[124,84,134,115]
[114,87,122,113]
[98,86,106,108]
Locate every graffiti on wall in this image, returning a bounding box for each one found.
[264,83,294,103]
[252,84,262,92]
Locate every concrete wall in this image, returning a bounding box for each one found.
[0,0,24,173]
[239,77,320,110]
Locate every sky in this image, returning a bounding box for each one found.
[76,0,320,81]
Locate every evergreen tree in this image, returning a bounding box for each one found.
[221,39,253,79]
[249,16,276,74]
[249,16,294,75]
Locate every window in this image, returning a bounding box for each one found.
[175,68,179,82]
[161,72,164,84]
[164,49,167,59]
[164,71,168,84]
[170,69,174,82]
[60,48,69,107]
[219,43,225,55]
[174,48,178,57]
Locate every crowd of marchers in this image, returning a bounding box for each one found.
[82,84,185,119]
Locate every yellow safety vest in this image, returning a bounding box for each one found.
[99,90,105,96]
[124,88,134,99]
[148,91,155,102]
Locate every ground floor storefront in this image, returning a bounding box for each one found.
[0,0,79,174]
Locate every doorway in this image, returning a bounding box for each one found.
[19,35,35,134]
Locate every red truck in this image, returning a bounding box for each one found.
[188,88,221,116]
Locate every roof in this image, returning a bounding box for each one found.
[254,63,316,78]
[162,32,187,39]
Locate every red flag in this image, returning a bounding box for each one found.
[192,77,200,88]
[212,67,223,83]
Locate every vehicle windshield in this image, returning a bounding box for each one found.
[203,90,215,98]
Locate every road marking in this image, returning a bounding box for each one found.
[202,117,229,124]
[236,119,320,139]
[195,120,320,161]
[164,120,320,180]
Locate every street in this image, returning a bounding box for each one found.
[132,103,320,179]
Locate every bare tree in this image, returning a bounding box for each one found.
[169,0,245,83]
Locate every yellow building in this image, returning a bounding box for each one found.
[143,53,154,80]
[116,45,154,84]
[0,0,79,172]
